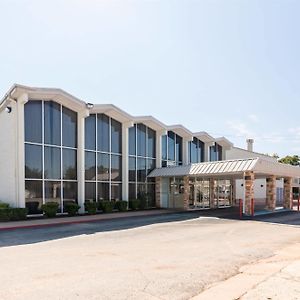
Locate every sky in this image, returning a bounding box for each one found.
[0,0,300,157]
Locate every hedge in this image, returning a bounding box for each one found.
[42,202,59,218]
[114,201,128,212]
[0,208,28,222]
[99,201,115,213]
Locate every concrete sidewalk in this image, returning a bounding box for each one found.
[0,209,174,231]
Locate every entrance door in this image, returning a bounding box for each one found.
[214,180,232,208]
[194,179,210,209]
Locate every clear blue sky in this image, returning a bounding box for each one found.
[1,0,299,157]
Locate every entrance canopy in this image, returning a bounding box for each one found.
[148,157,300,179]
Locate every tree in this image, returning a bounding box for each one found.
[278,155,300,166]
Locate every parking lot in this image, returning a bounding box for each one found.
[1,210,300,299]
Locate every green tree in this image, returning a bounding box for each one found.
[278,155,300,166]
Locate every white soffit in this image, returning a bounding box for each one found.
[167,125,193,141]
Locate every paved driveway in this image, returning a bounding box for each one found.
[1,211,300,299]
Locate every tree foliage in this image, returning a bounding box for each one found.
[278,155,300,166]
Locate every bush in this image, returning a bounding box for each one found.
[0,209,11,221]
[115,201,128,212]
[129,199,139,210]
[137,192,149,210]
[64,202,80,216]
[85,201,97,215]
[0,202,10,209]
[42,202,59,218]
[0,208,27,222]
[9,208,27,221]
[99,201,114,213]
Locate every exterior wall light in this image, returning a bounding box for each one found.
[86,103,94,109]
[5,106,12,113]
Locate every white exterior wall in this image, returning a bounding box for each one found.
[226,147,277,162]
[0,101,18,207]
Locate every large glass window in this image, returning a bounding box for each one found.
[44,146,61,180]
[161,131,183,166]
[62,107,77,148]
[25,144,42,179]
[24,100,78,214]
[111,119,122,154]
[128,123,157,205]
[44,101,61,146]
[210,143,222,162]
[97,114,109,152]
[189,137,204,163]
[84,113,123,202]
[85,115,96,150]
[25,101,42,143]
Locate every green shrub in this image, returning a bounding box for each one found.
[0,209,10,221]
[137,192,149,210]
[9,208,27,221]
[42,202,59,218]
[129,199,139,210]
[0,208,27,222]
[99,201,114,213]
[64,202,80,216]
[0,202,10,209]
[115,201,128,212]
[85,201,97,215]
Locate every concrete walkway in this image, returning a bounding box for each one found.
[0,209,174,230]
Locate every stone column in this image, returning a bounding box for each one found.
[16,93,28,208]
[155,177,161,208]
[283,177,292,209]
[244,171,254,215]
[266,176,276,210]
[183,176,190,210]
[209,178,216,208]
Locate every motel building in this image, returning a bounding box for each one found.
[1,84,300,217]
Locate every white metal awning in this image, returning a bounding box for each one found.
[148,158,300,179]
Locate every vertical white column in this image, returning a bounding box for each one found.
[122,122,132,201]
[204,142,214,162]
[77,110,89,213]
[156,130,166,168]
[182,138,190,165]
[16,93,28,208]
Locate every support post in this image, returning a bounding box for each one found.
[266,176,276,210]
[155,177,161,208]
[244,171,254,215]
[183,176,190,210]
[209,178,216,209]
[283,177,293,209]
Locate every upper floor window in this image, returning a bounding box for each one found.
[189,137,204,163]
[162,131,182,167]
[210,143,222,161]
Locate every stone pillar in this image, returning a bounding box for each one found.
[155,177,161,208]
[209,178,216,208]
[183,176,190,210]
[16,93,28,208]
[77,110,89,214]
[244,171,254,215]
[266,176,276,210]
[283,177,292,209]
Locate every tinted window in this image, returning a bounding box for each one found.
[129,183,136,199]
[97,153,110,181]
[98,182,109,200]
[111,119,122,154]
[129,157,136,182]
[44,101,61,146]
[111,183,122,200]
[85,115,96,150]
[44,146,61,179]
[25,144,42,179]
[137,124,146,157]
[45,181,61,211]
[129,126,136,155]
[137,158,146,182]
[62,107,77,148]
[111,155,122,181]
[85,182,96,201]
[147,128,156,158]
[97,114,109,152]
[190,138,198,163]
[85,151,96,180]
[168,131,175,161]
[63,149,77,180]
[25,180,43,214]
[175,135,182,163]
[24,101,42,143]
[63,182,78,204]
